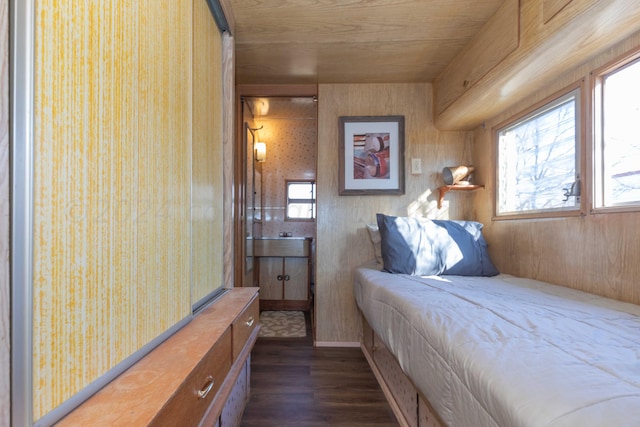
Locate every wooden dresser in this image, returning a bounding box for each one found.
[57,288,260,426]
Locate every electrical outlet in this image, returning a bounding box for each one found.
[411,158,422,174]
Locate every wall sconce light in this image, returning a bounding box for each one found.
[255,142,266,162]
[442,165,474,185]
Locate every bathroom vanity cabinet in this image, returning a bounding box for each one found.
[254,237,312,310]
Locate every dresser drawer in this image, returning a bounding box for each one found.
[150,329,232,426]
[232,296,259,360]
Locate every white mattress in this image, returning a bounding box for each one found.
[353,262,640,427]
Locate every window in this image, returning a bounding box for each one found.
[496,88,581,216]
[286,180,316,220]
[594,56,640,208]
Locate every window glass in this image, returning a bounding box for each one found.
[497,89,580,215]
[286,181,316,220]
[597,58,640,207]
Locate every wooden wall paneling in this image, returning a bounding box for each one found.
[192,0,224,304]
[485,214,640,305]
[0,0,9,423]
[33,0,193,420]
[315,83,473,344]
[436,0,640,129]
[473,31,640,307]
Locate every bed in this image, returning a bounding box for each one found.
[354,214,640,427]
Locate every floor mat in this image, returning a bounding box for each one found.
[258,311,306,338]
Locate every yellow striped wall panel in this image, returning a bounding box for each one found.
[192,0,224,305]
[34,0,193,420]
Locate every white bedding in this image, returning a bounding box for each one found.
[353,262,640,427]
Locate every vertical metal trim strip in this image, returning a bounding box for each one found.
[10,0,35,425]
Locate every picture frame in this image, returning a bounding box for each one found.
[339,115,405,195]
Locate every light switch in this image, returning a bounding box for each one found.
[411,158,422,174]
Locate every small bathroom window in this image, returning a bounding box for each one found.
[286,180,316,220]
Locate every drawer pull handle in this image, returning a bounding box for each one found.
[198,376,215,399]
[277,274,283,281]
[245,317,255,327]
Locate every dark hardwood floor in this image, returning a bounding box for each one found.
[240,312,399,427]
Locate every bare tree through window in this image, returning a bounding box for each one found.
[498,90,579,214]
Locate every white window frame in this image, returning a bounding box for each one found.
[592,50,640,212]
[285,180,316,221]
[494,83,585,220]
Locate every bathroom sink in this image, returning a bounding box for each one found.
[254,237,312,257]
[254,236,310,240]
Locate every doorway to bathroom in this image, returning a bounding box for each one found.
[235,86,318,338]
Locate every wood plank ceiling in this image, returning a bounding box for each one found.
[227,0,505,85]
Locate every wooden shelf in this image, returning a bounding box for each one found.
[437,185,484,209]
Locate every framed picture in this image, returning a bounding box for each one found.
[339,115,405,195]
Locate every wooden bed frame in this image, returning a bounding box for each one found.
[360,315,444,427]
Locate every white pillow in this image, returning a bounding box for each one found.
[366,223,383,264]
